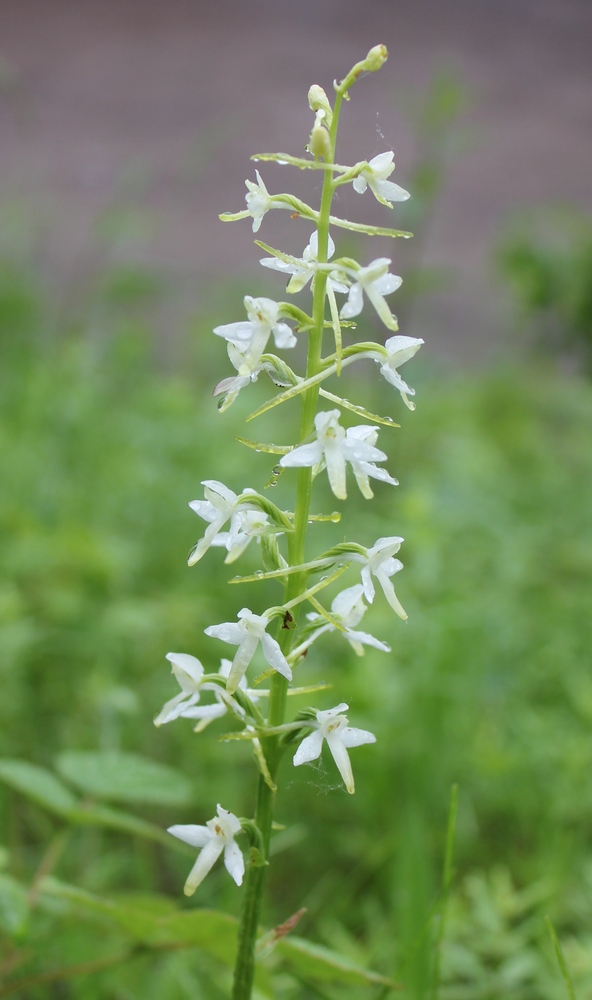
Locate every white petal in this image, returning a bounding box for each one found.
[181,702,227,721]
[324,438,347,500]
[293,730,324,765]
[204,621,245,644]
[154,691,197,727]
[223,840,245,886]
[167,823,211,848]
[373,273,402,296]
[272,323,297,349]
[260,633,293,680]
[280,441,324,468]
[340,282,364,319]
[352,175,368,194]
[166,652,204,691]
[325,731,355,794]
[360,565,376,604]
[340,726,377,748]
[376,571,407,620]
[183,838,224,896]
[376,178,410,202]
[226,634,259,693]
[344,627,391,652]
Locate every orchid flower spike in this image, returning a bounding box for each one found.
[205,608,292,693]
[214,296,296,376]
[279,410,397,501]
[353,152,410,208]
[168,804,244,895]
[340,258,402,331]
[293,703,376,794]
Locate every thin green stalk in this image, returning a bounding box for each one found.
[231,90,345,1000]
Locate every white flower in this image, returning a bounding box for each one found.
[244,171,293,232]
[154,652,213,727]
[260,232,348,295]
[214,296,296,376]
[188,481,251,567]
[168,804,244,895]
[342,424,399,499]
[180,659,261,732]
[205,608,292,693]
[293,703,376,794]
[350,536,407,619]
[353,151,410,208]
[213,343,265,412]
[378,335,424,408]
[340,258,401,331]
[280,410,397,501]
[304,584,391,657]
[211,506,274,564]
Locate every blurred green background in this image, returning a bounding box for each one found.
[1,2,592,997]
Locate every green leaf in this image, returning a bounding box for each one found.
[276,935,400,989]
[0,874,29,938]
[67,802,181,847]
[55,751,193,807]
[0,758,77,816]
[145,908,239,964]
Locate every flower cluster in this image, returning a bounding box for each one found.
[156,47,422,924]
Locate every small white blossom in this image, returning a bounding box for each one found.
[350,536,407,619]
[279,410,397,501]
[205,608,292,693]
[353,151,410,208]
[188,481,253,567]
[211,507,274,564]
[214,296,296,376]
[304,584,391,657]
[244,171,294,232]
[154,652,214,727]
[213,343,265,411]
[168,804,244,895]
[378,335,424,408]
[340,258,401,331]
[181,659,261,732]
[342,425,399,499]
[260,232,348,295]
[293,703,376,794]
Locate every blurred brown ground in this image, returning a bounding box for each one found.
[0,0,591,360]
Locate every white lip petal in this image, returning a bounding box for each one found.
[183,838,224,896]
[325,730,355,794]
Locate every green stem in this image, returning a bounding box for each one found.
[231,90,345,1000]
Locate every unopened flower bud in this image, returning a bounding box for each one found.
[363,44,388,72]
[309,123,332,162]
[308,85,333,128]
